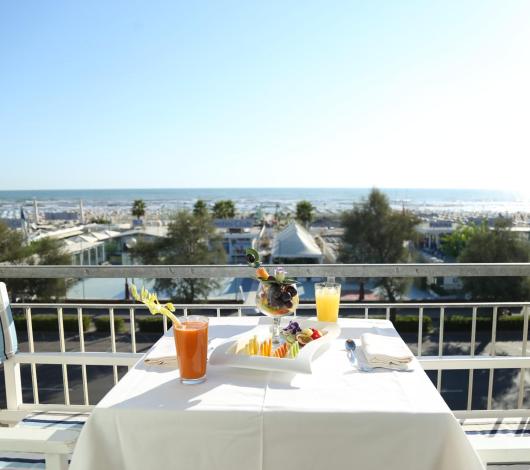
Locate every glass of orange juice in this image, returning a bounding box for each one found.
[173,315,209,384]
[315,282,341,322]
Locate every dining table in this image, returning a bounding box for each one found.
[69,317,485,470]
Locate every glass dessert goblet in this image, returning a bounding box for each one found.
[256,281,299,344]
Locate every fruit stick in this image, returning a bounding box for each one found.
[267,339,272,357]
[256,266,269,280]
[288,342,299,358]
[253,336,259,355]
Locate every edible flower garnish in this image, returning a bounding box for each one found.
[274,267,286,283]
[130,284,180,325]
[281,320,323,347]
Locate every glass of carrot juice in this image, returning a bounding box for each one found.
[173,315,209,384]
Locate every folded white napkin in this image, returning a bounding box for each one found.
[360,333,413,368]
[144,340,179,367]
[354,348,412,372]
[143,338,225,367]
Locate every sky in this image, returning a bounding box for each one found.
[1,1,529,191]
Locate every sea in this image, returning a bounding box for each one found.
[1,188,530,217]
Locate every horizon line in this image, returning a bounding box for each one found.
[0,186,520,193]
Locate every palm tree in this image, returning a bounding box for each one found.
[212,200,236,219]
[193,199,208,217]
[296,200,314,227]
[131,199,146,220]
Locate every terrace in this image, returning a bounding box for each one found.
[0,262,529,469]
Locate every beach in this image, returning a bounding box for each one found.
[1,188,530,224]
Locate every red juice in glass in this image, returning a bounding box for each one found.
[173,316,209,384]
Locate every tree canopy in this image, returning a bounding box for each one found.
[440,223,482,259]
[212,200,235,219]
[0,222,72,300]
[339,189,419,301]
[131,199,146,219]
[296,200,314,227]
[0,222,25,262]
[458,219,530,301]
[131,210,226,302]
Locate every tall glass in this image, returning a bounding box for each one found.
[315,282,341,322]
[173,315,209,384]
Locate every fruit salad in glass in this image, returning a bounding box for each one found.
[246,249,299,343]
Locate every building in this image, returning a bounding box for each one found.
[417,221,457,252]
[214,219,262,264]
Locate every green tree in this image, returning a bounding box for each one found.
[0,222,25,262]
[459,219,530,301]
[212,200,235,219]
[0,222,73,300]
[131,210,226,302]
[339,189,419,303]
[131,199,146,220]
[89,217,111,224]
[193,199,209,217]
[440,223,482,258]
[296,200,314,227]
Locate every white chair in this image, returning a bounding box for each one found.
[0,282,87,470]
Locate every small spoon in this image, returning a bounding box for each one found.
[345,339,356,352]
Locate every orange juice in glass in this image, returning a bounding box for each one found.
[173,315,209,384]
[315,282,341,322]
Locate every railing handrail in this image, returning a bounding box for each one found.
[1,263,530,278]
[10,301,530,309]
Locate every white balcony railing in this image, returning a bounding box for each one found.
[1,263,529,420]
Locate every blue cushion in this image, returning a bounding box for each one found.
[0,412,90,468]
[461,417,530,437]
[16,412,89,432]
[0,453,45,469]
[0,282,18,362]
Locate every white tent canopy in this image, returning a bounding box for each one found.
[271,221,323,263]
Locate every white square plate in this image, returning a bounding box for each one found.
[209,318,341,374]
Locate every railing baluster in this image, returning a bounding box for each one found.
[109,307,118,385]
[217,308,221,318]
[385,307,390,321]
[364,307,368,319]
[77,307,89,406]
[418,307,424,357]
[25,307,39,405]
[487,306,498,410]
[437,307,445,393]
[467,306,477,410]
[57,307,70,406]
[184,308,188,317]
[518,305,529,408]
[238,307,242,317]
[163,315,168,333]
[129,307,136,353]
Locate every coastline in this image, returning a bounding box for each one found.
[1,188,529,223]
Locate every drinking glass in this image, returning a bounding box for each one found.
[315,282,341,322]
[173,315,209,384]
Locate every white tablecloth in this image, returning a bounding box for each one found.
[70,318,484,470]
